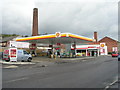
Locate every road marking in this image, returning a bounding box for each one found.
[109,79,118,86]
[1,61,35,65]
[62,59,77,60]
[3,65,18,69]
[104,86,110,90]
[82,60,87,62]
[104,76,118,90]
[5,77,28,83]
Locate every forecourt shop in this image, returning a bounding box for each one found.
[71,43,108,57]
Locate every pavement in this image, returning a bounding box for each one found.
[0,56,96,65]
[0,56,97,69]
[0,60,36,65]
[1,56,113,70]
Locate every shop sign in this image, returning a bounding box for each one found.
[88,46,95,48]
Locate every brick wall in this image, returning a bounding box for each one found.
[98,37,118,53]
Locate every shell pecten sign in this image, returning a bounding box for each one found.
[100,43,105,47]
[55,32,61,37]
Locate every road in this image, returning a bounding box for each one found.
[2,56,119,89]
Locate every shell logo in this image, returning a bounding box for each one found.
[100,43,105,47]
[101,44,104,47]
[55,32,61,37]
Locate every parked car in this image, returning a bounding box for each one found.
[118,54,120,61]
[3,48,32,62]
[111,52,118,57]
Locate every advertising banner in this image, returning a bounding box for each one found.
[10,48,17,62]
[9,41,29,48]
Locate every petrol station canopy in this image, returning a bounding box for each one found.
[16,33,94,44]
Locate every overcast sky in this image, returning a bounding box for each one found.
[2,0,119,40]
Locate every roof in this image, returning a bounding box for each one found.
[0,36,18,43]
[98,36,117,42]
[87,42,100,45]
[16,33,94,44]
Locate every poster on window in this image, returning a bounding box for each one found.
[10,48,17,62]
[112,47,118,52]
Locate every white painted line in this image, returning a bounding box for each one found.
[104,86,110,90]
[3,65,18,69]
[109,79,118,86]
[82,60,87,62]
[5,77,28,83]
[62,59,76,60]
[104,76,118,90]
[1,61,35,65]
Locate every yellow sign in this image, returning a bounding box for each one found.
[100,43,105,47]
[101,44,104,47]
[55,32,61,37]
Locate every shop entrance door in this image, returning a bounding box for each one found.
[91,51,94,56]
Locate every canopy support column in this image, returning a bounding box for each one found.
[86,49,88,56]
[49,44,53,58]
[73,42,76,58]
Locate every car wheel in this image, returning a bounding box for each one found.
[6,58,10,62]
[6,60,10,62]
[21,60,24,62]
[27,58,32,62]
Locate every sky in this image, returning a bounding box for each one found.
[1,0,119,41]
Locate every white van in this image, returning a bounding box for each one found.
[3,48,32,62]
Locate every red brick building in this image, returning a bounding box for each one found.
[89,32,118,54]
[98,36,118,53]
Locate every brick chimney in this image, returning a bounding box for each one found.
[94,31,98,42]
[32,8,38,36]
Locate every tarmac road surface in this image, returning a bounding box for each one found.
[2,56,119,89]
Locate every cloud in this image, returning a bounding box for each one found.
[36,2,118,40]
[2,0,35,35]
[2,0,118,41]
[0,1,2,34]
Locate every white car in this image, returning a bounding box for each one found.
[3,49,32,62]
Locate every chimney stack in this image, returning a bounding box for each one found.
[94,31,98,42]
[32,8,38,36]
